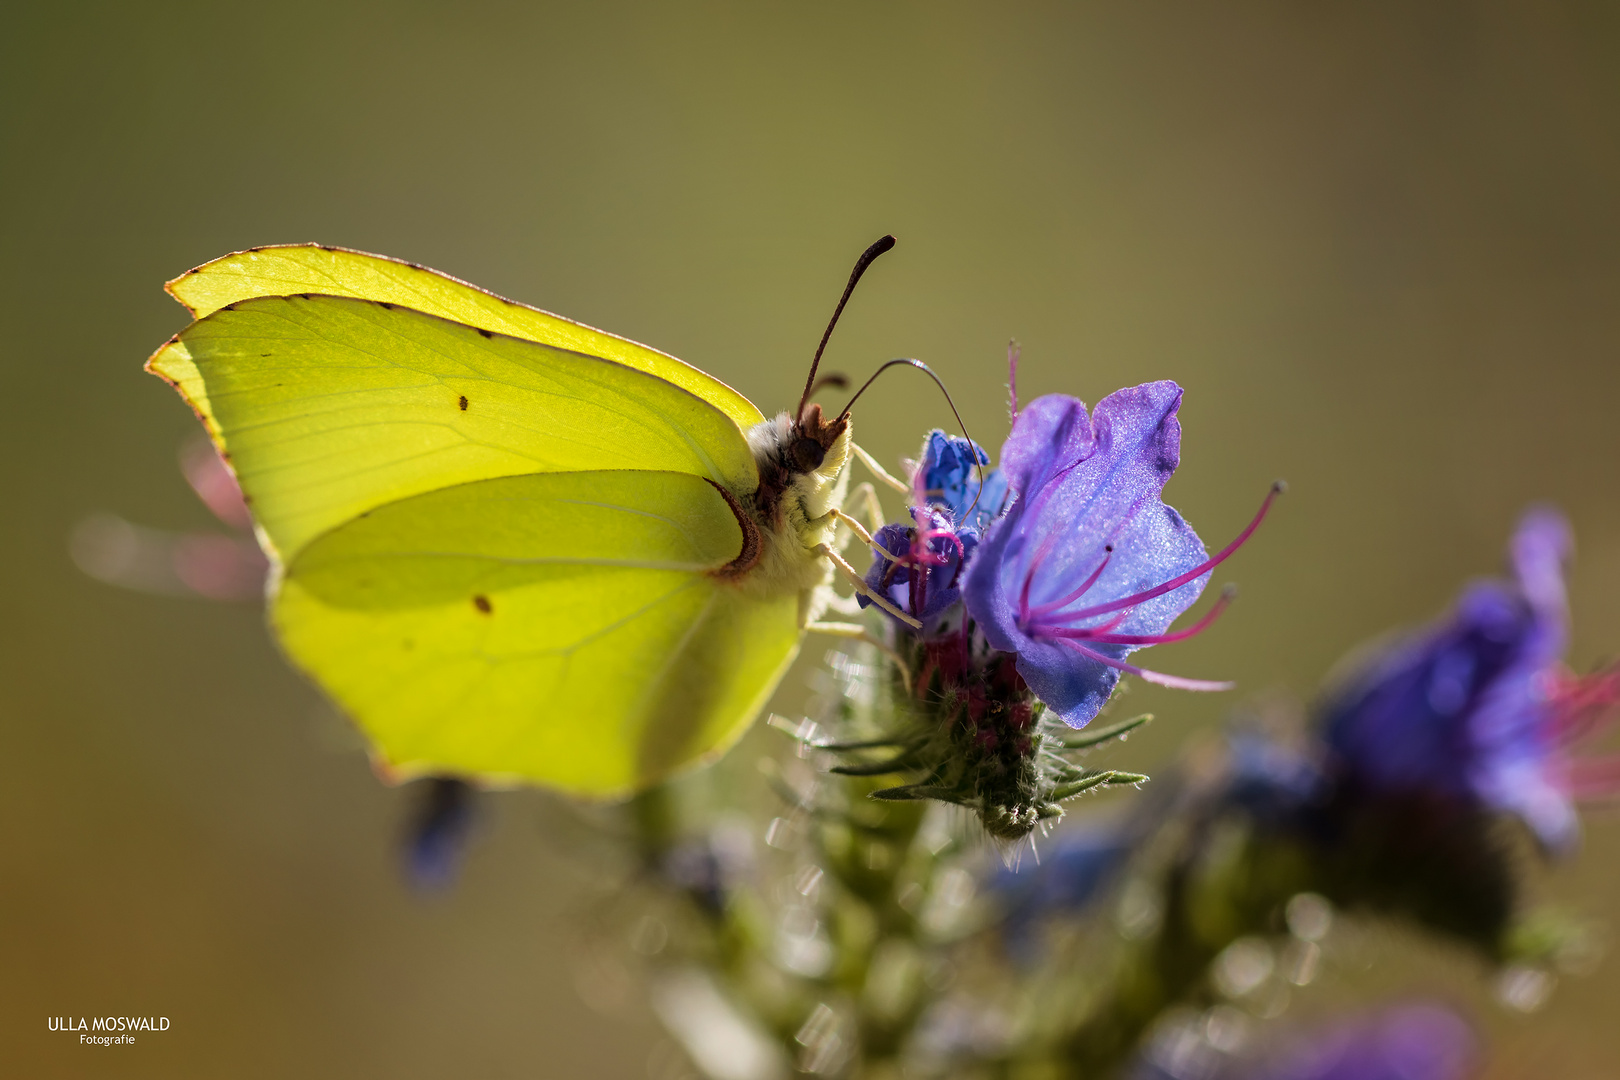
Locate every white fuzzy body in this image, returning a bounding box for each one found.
[735,411,852,625]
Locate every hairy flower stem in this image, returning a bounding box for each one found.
[626,641,967,1077]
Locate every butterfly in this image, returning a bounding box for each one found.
[147,238,924,797]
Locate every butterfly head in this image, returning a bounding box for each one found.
[746,404,851,524]
[789,402,849,475]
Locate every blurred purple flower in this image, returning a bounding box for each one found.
[859,507,978,627]
[403,777,477,892]
[1323,508,1620,849]
[1136,1001,1479,1080]
[1222,732,1329,823]
[917,430,1010,533]
[962,383,1278,728]
[1261,1002,1479,1080]
[990,824,1134,933]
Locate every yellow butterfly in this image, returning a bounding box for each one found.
[149,237,921,796]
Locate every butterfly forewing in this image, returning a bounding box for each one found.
[164,244,765,430]
[150,294,758,562]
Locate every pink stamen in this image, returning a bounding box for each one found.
[1026,545,1114,620]
[1565,754,1620,799]
[916,527,964,567]
[1018,531,1062,623]
[1550,666,1620,746]
[1043,483,1282,625]
[1052,636,1235,693]
[1034,587,1235,646]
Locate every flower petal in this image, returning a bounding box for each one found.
[965,382,1211,727]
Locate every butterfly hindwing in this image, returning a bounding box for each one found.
[275,469,800,795]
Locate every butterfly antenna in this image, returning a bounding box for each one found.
[837,358,987,520]
[808,373,850,397]
[798,235,897,422]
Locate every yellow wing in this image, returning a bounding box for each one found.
[164,243,765,430]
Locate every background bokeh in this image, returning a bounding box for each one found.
[4,2,1618,1076]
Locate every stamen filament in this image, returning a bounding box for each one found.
[1026,545,1113,619]
[1018,531,1060,623]
[1043,483,1281,625]
[1051,636,1234,693]
[1566,754,1620,798]
[1035,585,1235,646]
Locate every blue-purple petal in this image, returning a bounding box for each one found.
[860,513,979,626]
[919,430,1011,532]
[1257,1002,1478,1080]
[964,383,1210,728]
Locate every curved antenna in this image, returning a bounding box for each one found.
[807,372,849,398]
[836,358,988,521]
[797,235,897,421]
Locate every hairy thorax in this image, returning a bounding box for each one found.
[721,406,852,622]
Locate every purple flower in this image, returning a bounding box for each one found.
[1257,1002,1479,1080]
[989,824,1136,960]
[403,777,477,891]
[1222,732,1329,823]
[961,383,1278,728]
[859,507,979,626]
[993,824,1134,916]
[917,430,1010,533]
[1323,508,1619,849]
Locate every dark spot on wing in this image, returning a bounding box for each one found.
[458,396,468,411]
[378,301,394,310]
[477,328,493,339]
[260,353,272,357]
[299,293,314,300]
[407,262,424,270]
[317,244,336,251]
[222,303,236,311]
[473,595,492,614]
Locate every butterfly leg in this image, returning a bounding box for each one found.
[832,482,886,555]
[811,544,922,629]
[846,480,886,532]
[830,507,903,565]
[804,620,912,693]
[852,442,911,495]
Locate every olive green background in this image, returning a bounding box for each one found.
[3,2,1618,1076]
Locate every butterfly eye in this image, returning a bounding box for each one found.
[790,436,826,472]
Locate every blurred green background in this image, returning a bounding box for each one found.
[4,1,1619,1076]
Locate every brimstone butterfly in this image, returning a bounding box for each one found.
[147,239,921,797]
